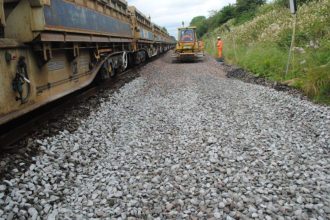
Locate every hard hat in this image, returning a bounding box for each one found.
[217,36,221,39]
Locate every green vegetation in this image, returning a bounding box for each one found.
[192,0,330,104]
[190,16,207,38]
[190,0,266,37]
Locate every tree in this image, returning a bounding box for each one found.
[206,4,236,31]
[218,5,236,24]
[190,16,208,38]
[234,0,266,24]
[189,0,267,38]
[190,16,207,27]
[236,0,266,14]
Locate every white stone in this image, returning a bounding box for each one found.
[0,185,6,191]
[28,207,38,220]
[47,209,58,220]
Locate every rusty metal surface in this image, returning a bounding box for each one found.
[43,0,133,37]
[0,38,23,48]
[38,32,133,43]
[137,39,153,44]
[139,27,153,41]
[43,25,133,39]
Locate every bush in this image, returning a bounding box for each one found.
[303,65,330,103]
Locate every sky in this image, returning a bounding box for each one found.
[127,0,236,38]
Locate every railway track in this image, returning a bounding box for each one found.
[0,55,157,152]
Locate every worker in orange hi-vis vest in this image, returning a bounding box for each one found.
[217,36,223,58]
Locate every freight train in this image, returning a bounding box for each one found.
[0,0,175,126]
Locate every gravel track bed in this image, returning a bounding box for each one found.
[223,64,306,99]
[0,53,329,220]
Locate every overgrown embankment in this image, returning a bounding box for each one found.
[203,0,330,104]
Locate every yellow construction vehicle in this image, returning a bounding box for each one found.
[172,26,204,62]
